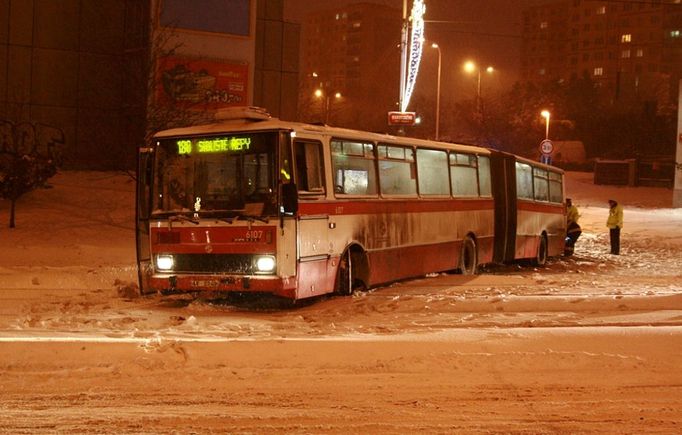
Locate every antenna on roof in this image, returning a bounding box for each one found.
[214,106,271,121]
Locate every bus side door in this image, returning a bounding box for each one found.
[293,139,333,297]
[136,146,154,294]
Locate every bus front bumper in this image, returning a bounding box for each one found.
[147,274,297,299]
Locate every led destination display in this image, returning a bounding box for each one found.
[177,137,252,155]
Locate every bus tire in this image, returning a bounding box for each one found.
[534,234,548,266]
[459,236,478,275]
[335,249,366,296]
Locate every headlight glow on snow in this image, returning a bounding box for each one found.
[156,255,174,271]
[255,256,276,273]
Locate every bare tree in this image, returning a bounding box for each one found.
[0,120,64,228]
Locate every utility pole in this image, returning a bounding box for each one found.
[398,0,408,114]
[674,79,682,207]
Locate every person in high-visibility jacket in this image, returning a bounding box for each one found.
[564,198,581,256]
[607,199,624,255]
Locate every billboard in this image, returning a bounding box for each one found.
[157,56,249,109]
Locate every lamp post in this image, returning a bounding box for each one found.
[541,110,550,140]
[315,88,342,124]
[431,43,442,140]
[463,61,494,118]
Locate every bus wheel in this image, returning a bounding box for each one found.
[534,234,548,266]
[335,249,365,296]
[459,236,478,275]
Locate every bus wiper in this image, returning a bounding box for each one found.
[236,214,270,224]
[168,213,200,227]
[216,216,236,224]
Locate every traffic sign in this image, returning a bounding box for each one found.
[540,139,554,155]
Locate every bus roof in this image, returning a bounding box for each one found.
[153,107,563,173]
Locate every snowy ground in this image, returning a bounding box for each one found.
[1,171,682,433]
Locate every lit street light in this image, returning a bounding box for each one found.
[431,43,442,140]
[463,61,494,117]
[541,110,551,140]
[315,88,342,124]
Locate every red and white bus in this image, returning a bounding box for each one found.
[136,107,566,300]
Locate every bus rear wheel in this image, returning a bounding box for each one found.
[335,249,366,296]
[459,236,478,275]
[534,234,548,266]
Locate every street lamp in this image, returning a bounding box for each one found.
[431,43,442,140]
[315,89,342,124]
[463,61,494,117]
[541,110,550,140]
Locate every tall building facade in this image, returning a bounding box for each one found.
[521,0,682,110]
[149,0,299,132]
[0,0,298,169]
[0,0,149,169]
[299,3,402,132]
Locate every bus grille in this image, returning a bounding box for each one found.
[171,254,254,274]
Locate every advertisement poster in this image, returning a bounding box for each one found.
[157,56,249,109]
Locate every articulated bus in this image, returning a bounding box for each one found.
[136,107,566,300]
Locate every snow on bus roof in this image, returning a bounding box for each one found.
[152,107,491,155]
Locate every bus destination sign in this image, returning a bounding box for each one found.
[177,137,251,155]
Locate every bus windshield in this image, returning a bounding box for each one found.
[153,132,279,218]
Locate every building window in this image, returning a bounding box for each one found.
[636,48,644,57]
[671,30,681,38]
[621,34,632,43]
[621,49,631,58]
[540,21,548,29]
[596,5,606,14]
[594,67,603,76]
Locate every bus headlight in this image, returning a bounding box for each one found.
[255,256,276,273]
[156,254,174,271]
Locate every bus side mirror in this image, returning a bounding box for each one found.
[281,183,298,215]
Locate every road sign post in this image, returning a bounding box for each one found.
[539,139,553,165]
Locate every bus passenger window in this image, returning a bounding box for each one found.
[549,171,563,203]
[533,167,549,202]
[378,144,417,196]
[477,155,492,197]
[294,141,324,194]
[450,153,478,197]
[417,148,449,195]
[515,162,534,200]
[331,139,377,195]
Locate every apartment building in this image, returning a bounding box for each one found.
[299,2,402,132]
[521,0,682,109]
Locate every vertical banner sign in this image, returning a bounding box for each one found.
[157,56,249,109]
[401,0,426,112]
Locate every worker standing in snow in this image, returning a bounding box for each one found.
[564,198,581,256]
[606,199,624,255]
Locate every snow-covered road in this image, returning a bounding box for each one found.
[1,170,681,433]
